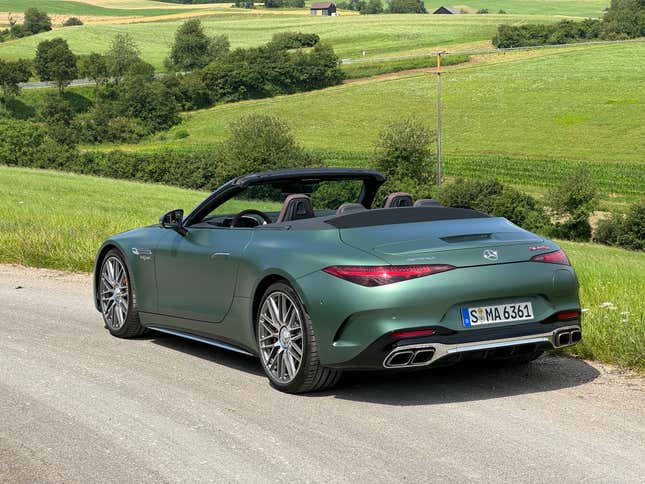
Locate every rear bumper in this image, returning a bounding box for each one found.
[328,320,582,370]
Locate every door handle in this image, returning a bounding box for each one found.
[210,252,230,259]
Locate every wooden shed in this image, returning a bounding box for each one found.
[310,2,337,15]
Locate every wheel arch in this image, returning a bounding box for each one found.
[250,272,308,341]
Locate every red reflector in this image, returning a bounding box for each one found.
[391,329,436,339]
[530,249,570,266]
[322,265,456,287]
[557,310,580,320]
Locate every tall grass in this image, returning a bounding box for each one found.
[561,241,645,370]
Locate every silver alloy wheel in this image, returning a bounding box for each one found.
[100,256,129,330]
[258,291,304,383]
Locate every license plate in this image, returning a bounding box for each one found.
[462,302,533,327]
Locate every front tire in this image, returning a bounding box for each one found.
[98,249,145,338]
[257,282,341,394]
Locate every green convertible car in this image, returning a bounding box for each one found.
[94,168,582,393]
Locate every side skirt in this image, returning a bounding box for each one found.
[146,326,257,357]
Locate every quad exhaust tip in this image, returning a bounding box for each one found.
[554,328,582,348]
[384,348,435,368]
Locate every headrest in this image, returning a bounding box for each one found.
[336,203,366,216]
[383,192,413,208]
[414,198,442,207]
[276,194,315,223]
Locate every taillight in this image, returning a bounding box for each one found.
[530,249,570,266]
[391,328,436,339]
[322,265,455,287]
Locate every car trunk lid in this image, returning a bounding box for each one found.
[339,217,548,267]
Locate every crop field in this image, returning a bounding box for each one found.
[0,0,193,17]
[0,165,641,370]
[0,14,561,68]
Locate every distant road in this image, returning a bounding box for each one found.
[20,78,95,90]
[1,264,644,483]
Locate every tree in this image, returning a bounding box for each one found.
[209,34,231,60]
[79,53,109,88]
[361,0,383,14]
[105,33,141,82]
[387,0,426,13]
[23,8,52,35]
[220,114,321,181]
[602,0,645,39]
[0,58,31,111]
[41,92,78,147]
[34,38,78,94]
[372,117,435,199]
[168,19,212,70]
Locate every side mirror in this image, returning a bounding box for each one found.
[159,209,187,235]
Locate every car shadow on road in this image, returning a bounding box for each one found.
[147,332,264,376]
[147,331,601,405]
[315,355,601,405]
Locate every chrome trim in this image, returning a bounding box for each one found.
[147,326,255,356]
[132,248,152,256]
[383,325,581,369]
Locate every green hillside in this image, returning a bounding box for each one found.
[0,14,559,68]
[137,43,644,161]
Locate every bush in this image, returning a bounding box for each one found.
[387,0,426,13]
[372,117,435,200]
[361,0,384,14]
[477,8,489,13]
[270,32,320,50]
[219,114,323,182]
[63,17,83,27]
[594,202,645,250]
[546,168,596,241]
[311,181,363,209]
[547,168,597,220]
[437,178,551,233]
[0,121,223,191]
[492,19,603,48]
[201,40,343,103]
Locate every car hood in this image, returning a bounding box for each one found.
[338,217,551,266]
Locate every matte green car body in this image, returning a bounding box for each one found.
[94,207,580,369]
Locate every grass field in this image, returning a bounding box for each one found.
[427,0,608,16]
[0,14,560,68]
[0,165,641,371]
[0,166,280,272]
[0,0,193,16]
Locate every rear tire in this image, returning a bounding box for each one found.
[256,282,341,394]
[98,249,146,338]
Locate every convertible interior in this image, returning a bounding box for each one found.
[201,190,444,228]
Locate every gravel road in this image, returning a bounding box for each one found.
[1,264,643,484]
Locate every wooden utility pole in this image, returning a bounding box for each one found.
[435,51,446,186]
